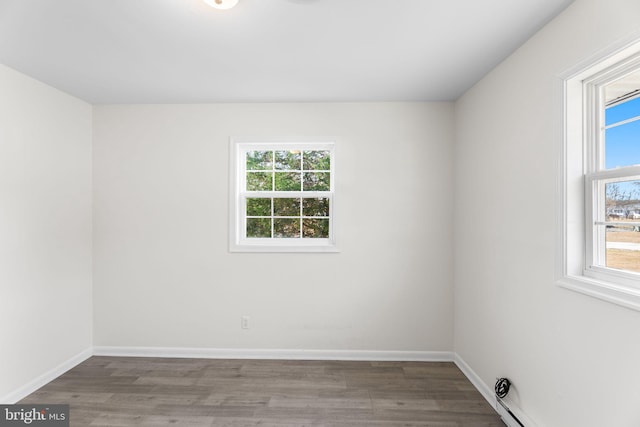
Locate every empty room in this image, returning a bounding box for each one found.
[1,0,640,426]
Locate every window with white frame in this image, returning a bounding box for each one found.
[585,69,640,280]
[229,139,338,252]
[560,41,640,310]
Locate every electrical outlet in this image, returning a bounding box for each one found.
[241,316,250,329]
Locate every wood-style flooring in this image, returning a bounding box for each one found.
[20,357,505,426]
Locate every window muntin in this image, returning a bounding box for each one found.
[605,96,640,125]
[230,140,337,252]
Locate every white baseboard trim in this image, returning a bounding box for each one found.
[454,353,537,427]
[93,346,454,362]
[453,353,496,406]
[0,347,93,404]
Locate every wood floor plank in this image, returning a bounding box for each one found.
[18,357,505,426]
[138,415,217,426]
[267,395,373,410]
[371,397,439,411]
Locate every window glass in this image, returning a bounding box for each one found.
[602,179,640,273]
[303,218,329,238]
[605,96,640,125]
[303,198,330,217]
[246,198,271,216]
[604,120,640,169]
[246,172,272,191]
[234,142,335,247]
[303,150,331,170]
[605,225,640,274]
[274,150,301,170]
[247,218,271,238]
[246,151,272,170]
[274,198,300,216]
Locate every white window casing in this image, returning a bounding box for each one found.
[229,138,339,253]
[558,38,640,311]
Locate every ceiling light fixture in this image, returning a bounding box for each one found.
[204,0,239,10]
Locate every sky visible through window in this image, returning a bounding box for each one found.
[605,96,640,169]
[605,96,640,202]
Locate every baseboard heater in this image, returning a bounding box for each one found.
[495,378,525,427]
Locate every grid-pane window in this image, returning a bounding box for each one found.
[230,141,337,252]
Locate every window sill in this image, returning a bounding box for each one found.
[229,239,340,253]
[557,274,640,312]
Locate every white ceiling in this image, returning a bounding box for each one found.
[0,0,574,104]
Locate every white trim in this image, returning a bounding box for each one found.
[556,35,640,311]
[453,354,496,405]
[93,346,453,362]
[1,347,453,403]
[557,275,640,311]
[454,353,537,427]
[0,347,92,404]
[229,137,339,253]
[558,30,640,82]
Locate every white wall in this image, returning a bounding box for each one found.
[0,64,92,401]
[454,0,640,426]
[92,102,454,352]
